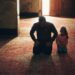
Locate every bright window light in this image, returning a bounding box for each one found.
[42,0,50,15]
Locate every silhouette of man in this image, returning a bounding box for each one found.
[30,16,57,55]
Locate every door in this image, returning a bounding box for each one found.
[50,0,62,16]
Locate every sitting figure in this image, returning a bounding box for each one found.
[56,26,68,54]
[30,16,57,55]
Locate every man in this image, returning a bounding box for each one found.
[30,16,57,55]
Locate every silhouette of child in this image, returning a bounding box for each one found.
[56,26,68,54]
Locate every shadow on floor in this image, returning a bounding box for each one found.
[25,54,75,75]
[57,54,75,75]
[0,36,16,48]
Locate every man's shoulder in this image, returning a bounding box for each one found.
[46,22,54,27]
[46,22,53,25]
[32,22,39,28]
[33,22,39,26]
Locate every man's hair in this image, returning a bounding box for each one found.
[39,16,46,22]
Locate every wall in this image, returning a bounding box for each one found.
[0,0,17,36]
[50,0,75,17]
[50,0,62,16]
[20,0,39,13]
[62,0,75,17]
[0,0,17,29]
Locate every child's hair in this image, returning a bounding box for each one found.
[60,26,68,38]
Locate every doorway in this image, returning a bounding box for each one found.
[18,0,62,36]
[42,0,50,16]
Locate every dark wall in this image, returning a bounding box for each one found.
[0,0,17,36]
[62,0,75,17]
[50,0,75,17]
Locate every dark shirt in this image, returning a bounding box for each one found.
[30,21,57,43]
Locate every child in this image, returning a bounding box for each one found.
[56,26,68,54]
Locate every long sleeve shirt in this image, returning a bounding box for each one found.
[30,22,58,43]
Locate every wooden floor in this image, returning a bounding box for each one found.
[0,16,75,75]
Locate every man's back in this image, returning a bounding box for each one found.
[30,16,57,55]
[34,22,56,42]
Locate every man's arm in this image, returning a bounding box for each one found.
[30,24,37,42]
[51,24,58,42]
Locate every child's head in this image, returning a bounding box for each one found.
[60,26,68,38]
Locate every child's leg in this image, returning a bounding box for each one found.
[57,45,62,54]
[57,45,67,54]
[62,46,67,54]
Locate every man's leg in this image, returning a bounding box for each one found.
[33,43,42,55]
[43,43,52,55]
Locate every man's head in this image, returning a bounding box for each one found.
[39,16,46,23]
